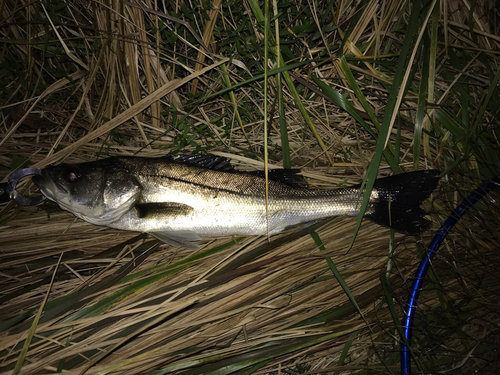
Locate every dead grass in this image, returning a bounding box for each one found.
[1,0,500,373]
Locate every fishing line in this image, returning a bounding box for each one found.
[401,174,500,375]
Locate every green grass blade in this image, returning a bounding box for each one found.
[470,66,500,178]
[277,72,291,168]
[246,0,334,165]
[56,331,73,373]
[12,254,63,375]
[380,275,425,373]
[202,60,311,102]
[281,69,335,165]
[273,0,290,168]
[334,330,359,375]
[307,228,326,251]
[414,32,430,170]
[311,74,399,171]
[326,257,368,325]
[337,56,400,172]
[121,238,242,283]
[264,0,270,237]
[338,56,382,131]
[349,0,431,249]
[338,2,367,52]
[309,230,368,325]
[61,260,197,324]
[241,359,273,375]
[219,63,255,153]
[160,331,358,375]
[424,0,440,160]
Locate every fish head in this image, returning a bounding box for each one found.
[33,159,142,226]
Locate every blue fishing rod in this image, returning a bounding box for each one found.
[401,174,500,374]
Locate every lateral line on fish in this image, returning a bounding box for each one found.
[139,174,262,197]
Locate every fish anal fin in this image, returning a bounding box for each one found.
[150,230,201,249]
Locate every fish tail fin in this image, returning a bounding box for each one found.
[364,170,440,234]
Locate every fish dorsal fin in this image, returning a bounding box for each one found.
[166,153,308,188]
[134,202,194,219]
[249,169,309,189]
[165,153,235,172]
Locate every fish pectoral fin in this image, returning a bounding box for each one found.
[134,202,194,219]
[135,203,200,249]
[149,230,201,250]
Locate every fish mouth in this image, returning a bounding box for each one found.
[33,170,69,201]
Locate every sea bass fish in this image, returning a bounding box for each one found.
[33,154,439,248]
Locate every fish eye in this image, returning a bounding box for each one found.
[64,168,81,183]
